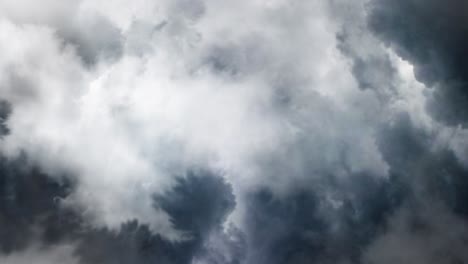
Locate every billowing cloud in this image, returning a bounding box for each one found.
[1,0,468,263]
[368,0,468,125]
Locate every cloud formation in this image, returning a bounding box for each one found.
[1,0,468,263]
[368,0,468,125]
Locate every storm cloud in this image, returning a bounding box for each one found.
[368,0,468,125]
[0,0,468,263]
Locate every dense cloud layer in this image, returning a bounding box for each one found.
[368,0,468,125]
[1,0,468,263]
[0,158,243,264]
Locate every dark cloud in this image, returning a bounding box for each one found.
[368,0,468,125]
[153,170,245,264]
[2,1,468,263]
[75,221,185,264]
[0,100,11,137]
[337,4,468,256]
[0,161,243,264]
[76,168,245,264]
[242,173,405,264]
[364,201,468,264]
[236,113,468,264]
[0,154,79,253]
[1,78,467,264]
[363,113,468,263]
[75,170,244,264]
[377,113,468,216]
[155,170,236,237]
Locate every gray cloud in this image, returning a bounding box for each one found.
[368,0,468,125]
[364,203,468,264]
[58,14,124,66]
[0,154,79,253]
[1,0,468,263]
[0,155,243,264]
[0,101,11,137]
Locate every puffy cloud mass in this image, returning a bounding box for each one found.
[0,0,468,263]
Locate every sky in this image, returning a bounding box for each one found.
[0,0,468,263]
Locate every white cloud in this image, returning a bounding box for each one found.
[0,0,414,239]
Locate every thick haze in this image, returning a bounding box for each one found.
[0,0,468,263]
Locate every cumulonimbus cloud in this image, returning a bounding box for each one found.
[1,0,468,263]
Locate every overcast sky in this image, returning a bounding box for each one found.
[1,0,468,263]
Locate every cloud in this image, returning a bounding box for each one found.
[241,171,405,264]
[364,203,468,264]
[1,0,468,263]
[71,170,244,264]
[0,154,79,253]
[0,0,391,236]
[368,0,468,125]
[0,0,123,66]
[0,101,11,137]
[0,245,79,264]
[0,156,244,264]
